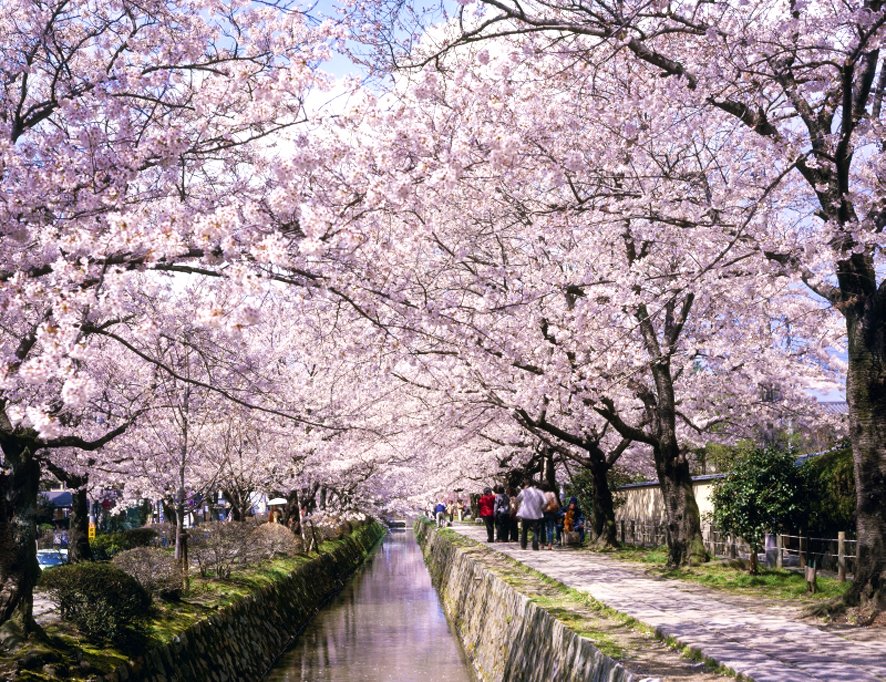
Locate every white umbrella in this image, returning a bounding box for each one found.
[267,497,288,506]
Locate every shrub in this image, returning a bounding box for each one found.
[710,447,809,573]
[122,526,158,548]
[189,522,256,578]
[112,547,182,600]
[39,563,151,642]
[801,445,856,536]
[89,533,125,560]
[251,522,302,560]
[90,526,159,560]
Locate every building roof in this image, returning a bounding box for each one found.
[41,490,73,507]
[618,473,725,490]
[819,401,848,415]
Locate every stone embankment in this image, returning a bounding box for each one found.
[106,521,385,682]
[416,522,633,682]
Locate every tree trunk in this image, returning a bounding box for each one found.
[283,490,300,529]
[649,361,707,567]
[67,484,93,563]
[749,545,759,575]
[844,306,886,614]
[39,462,93,563]
[174,503,186,563]
[587,458,619,547]
[544,449,558,491]
[631,294,706,567]
[174,502,189,591]
[0,436,41,636]
[655,437,707,567]
[221,489,243,521]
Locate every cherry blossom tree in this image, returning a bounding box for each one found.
[350,0,884,611]
[287,39,843,563]
[0,0,334,634]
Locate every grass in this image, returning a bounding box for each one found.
[596,544,850,603]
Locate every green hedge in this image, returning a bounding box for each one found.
[90,526,159,559]
[40,562,151,642]
[801,445,856,536]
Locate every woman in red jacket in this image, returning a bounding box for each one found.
[478,487,496,542]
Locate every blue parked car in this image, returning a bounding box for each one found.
[36,549,68,570]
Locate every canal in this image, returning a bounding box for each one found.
[266,527,474,681]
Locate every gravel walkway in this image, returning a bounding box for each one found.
[452,525,886,682]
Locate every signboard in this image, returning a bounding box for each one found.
[88,523,96,540]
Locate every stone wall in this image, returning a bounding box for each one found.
[106,522,386,682]
[416,523,634,682]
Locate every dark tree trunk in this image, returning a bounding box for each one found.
[67,485,92,563]
[645,323,706,567]
[0,436,41,636]
[221,489,244,521]
[283,490,300,529]
[40,462,93,564]
[588,458,619,547]
[630,281,705,567]
[654,437,706,567]
[544,449,557,491]
[844,304,886,613]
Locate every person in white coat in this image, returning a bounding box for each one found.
[516,480,545,550]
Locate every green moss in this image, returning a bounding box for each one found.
[4,522,385,681]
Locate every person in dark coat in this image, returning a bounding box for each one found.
[493,485,510,542]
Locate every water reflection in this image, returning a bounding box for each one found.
[266,528,474,681]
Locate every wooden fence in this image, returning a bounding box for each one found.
[617,518,855,581]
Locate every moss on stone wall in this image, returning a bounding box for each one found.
[112,521,386,682]
[4,522,385,682]
[415,521,634,682]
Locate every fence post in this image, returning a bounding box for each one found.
[620,520,625,544]
[838,531,846,582]
[799,535,806,568]
[630,520,636,545]
[776,534,783,569]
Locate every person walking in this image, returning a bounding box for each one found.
[434,500,447,528]
[541,483,560,550]
[507,486,520,542]
[493,485,510,542]
[516,480,545,550]
[478,487,496,542]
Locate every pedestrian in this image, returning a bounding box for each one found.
[478,487,496,542]
[507,486,520,542]
[434,500,447,528]
[493,485,510,542]
[541,483,560,550]
[516,479,545,550]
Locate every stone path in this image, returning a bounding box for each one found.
[452,525,886,682]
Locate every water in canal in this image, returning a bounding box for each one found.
[265,527,474,681]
